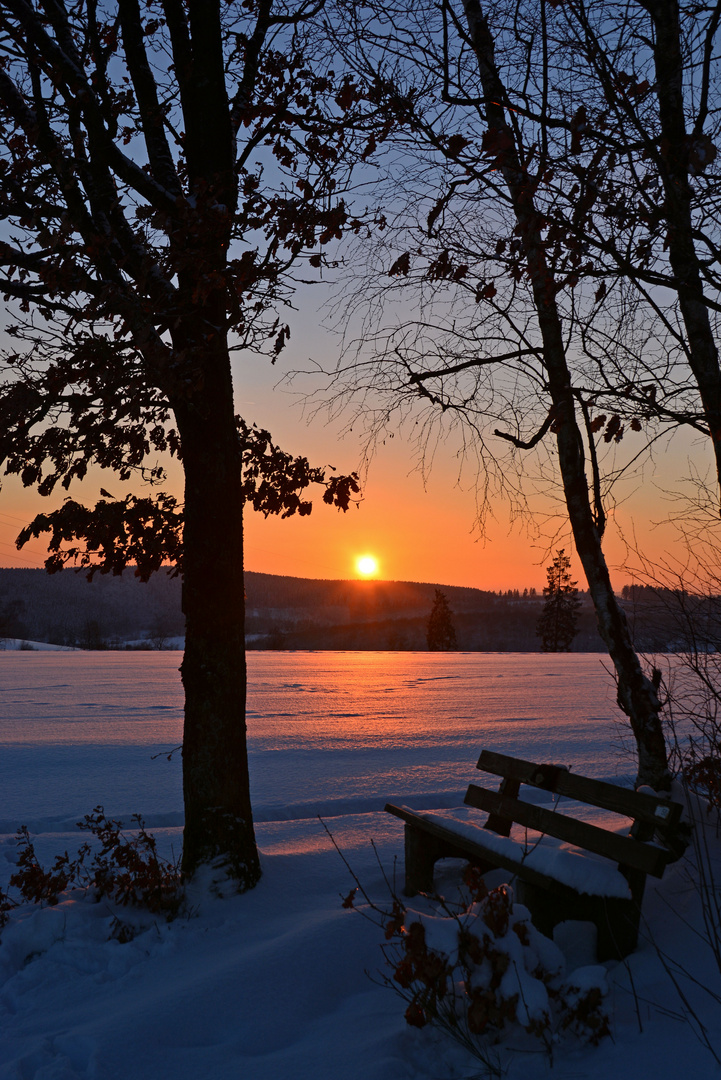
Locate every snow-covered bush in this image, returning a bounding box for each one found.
[340,856,609,1073]
[380,876,609,1058]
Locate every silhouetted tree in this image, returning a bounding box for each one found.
[81,619,107,651]
[0,1,375,887]
[537,551,582,653]
[326,0,674,788]
[427,589,458,651]
[0,595,26,643]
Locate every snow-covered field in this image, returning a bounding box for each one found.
[1,651,719,1079]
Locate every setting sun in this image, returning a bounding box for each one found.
[356,555,379,577]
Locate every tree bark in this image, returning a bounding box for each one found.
[168,4,260,885]
[462,0,670,788]
[638,0,721,504]
[172,326,260,887]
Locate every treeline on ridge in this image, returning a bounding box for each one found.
[0,567,712,652]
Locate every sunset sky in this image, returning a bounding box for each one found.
[0,287,712,593]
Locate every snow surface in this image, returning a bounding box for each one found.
[1,639,75,652]
[1,651,720,1079]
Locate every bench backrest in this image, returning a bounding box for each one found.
[477,750,683,832]
[465,749,684,878]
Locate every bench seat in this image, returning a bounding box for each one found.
[389,806,633,898]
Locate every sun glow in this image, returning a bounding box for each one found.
[356,555,379,577]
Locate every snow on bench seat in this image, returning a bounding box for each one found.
[409,808,632,899]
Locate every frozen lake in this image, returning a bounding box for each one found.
[2,650,717,1080]
[0,651,634,831]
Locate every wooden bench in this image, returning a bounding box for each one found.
[385,749,685,960]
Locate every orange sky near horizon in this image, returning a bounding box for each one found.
[0,299,715,594]
[0,412,708,597]
[0,456,702,593]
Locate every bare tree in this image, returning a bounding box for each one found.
[541,0,721,499]
[318,0,703,787]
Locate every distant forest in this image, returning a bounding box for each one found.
[0,567,714,652]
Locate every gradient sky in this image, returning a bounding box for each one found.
[0,293,712,592]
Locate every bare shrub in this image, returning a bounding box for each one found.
[7,808,183,925]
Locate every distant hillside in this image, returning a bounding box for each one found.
[0,566,184,648]
[0,565,612,651]
[245,574,562,650]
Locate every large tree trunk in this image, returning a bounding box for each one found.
[552,385,670,788]
[172,330,260,888]
[167,1,261,884]
[639,0,721,505]
[463,0,671,788]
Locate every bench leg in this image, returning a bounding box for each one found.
[402,825,495,896]
[594,898,641,961]
[517,880,641,961]
[403,826,448,896]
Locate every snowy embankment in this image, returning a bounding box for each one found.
[1,652,720,1079]
[1,639,76,651]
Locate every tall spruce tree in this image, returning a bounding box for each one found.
[537,551,582,652]
[426,589,458,651]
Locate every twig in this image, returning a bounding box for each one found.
[317,815,392,923]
